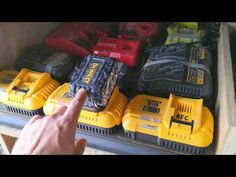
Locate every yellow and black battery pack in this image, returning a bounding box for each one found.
[0,68,60,117]
[0,70,19,111]
[122,94,214,154]
[138,43,213,103]
[69,54,118,111]
[15,46,77,83]
[44,83,128,135]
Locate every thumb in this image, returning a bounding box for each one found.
[74,139,87,155]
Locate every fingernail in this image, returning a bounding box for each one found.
[78,88,87,95]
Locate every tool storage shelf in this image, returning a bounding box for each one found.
[0,22,235,154]
[0,111,215,154]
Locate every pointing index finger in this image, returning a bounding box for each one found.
[63,88,87,124]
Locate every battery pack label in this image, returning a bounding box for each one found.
[186,67,204,85]
[189,48,206,64]
[43,53,69,67]
[199,48,206,60]
[83,62,99,85]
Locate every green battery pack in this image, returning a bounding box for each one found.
[165,22,206,44]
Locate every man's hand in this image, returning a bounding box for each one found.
[11,88,87,155]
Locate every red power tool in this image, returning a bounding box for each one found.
[119,22,161,45]
[45,22,109,57]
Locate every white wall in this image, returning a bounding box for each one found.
[0,22,62,69]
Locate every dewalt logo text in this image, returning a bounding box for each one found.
[83,63,99,84]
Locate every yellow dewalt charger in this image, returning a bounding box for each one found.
[122,94,214,154]
[44,83,128,135]
[0,68,60,117]
[0,70,19,111]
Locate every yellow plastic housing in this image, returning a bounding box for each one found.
[165,22,206,45]
[44,83,128,129]
[1,68,60,111]
[122,94,214,148]
[175,22,199,30]
[0,70,19,102]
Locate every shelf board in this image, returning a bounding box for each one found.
[0,111,214,155]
